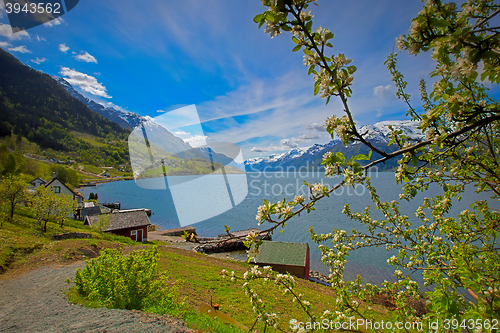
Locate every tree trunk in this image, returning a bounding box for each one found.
[10,200,15,219]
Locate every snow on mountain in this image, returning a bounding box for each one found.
[54,76,148,130]
[244,120,423,171]
[245,147,307,167]
[356,120,424,143]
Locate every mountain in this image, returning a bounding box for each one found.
[0,48,129,156]
[55,76,245,169]
[54,77,147,130]
[354,120,424,143]
[244,120,423,172]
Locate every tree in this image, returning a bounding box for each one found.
[0,175,27,224]
[91,214,110,232]
[50,165,80,188]
[225,0,500,330]
[32,186,78,232]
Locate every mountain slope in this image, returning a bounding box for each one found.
[0,48,130,152]
[244,120,422,171]
[54,77,147,130]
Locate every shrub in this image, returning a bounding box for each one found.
[73,247,179,310]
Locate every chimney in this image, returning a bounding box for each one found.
[52,172,56,180]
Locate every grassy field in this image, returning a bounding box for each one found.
[1,204,405,333]
[0,206,138,276]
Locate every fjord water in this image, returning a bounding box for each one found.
[79,171,490,284]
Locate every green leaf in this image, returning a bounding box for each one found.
[292,44,302,52]
[266,11,275,23]
[353,162,362,175]
[305,21,312,33]
[253,13,264,23]
[411,154,418,166]
[354,154,369,161]
[314,80,320,95]
[347,65,357,74]
[432,19,451,27]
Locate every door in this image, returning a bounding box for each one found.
[137,229,143,242]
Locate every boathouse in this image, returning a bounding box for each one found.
[84,209,151,242]
[251,241,310,279]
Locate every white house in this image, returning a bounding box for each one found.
[45,173,84,207]
[29,177,47,188]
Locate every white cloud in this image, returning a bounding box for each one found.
[30,57,47,64]
[59,67,111,98]
[173,130,190,136]
[36,35,47,42]
[0,23,30,40]
[299,133,322,140]
[44,17,64,27]
[0,41,10,48]
[306,122,325,132]
[251,144,282,153]
[8,45,31,53]
[0,1,4,18]
[183,135,208,147]
[251,136,312,153]
[58,43,70,53]
[373,84,396,101]
[74,51,98,64]
[280,139,299,149]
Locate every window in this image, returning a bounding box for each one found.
[131,230,137,236]
[53,186,61,194]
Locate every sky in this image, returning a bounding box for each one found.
[1,0,492,160]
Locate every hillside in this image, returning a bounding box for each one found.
[54,77,147,130]
[0,49,130,157]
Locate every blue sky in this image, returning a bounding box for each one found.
[1,0,492,160]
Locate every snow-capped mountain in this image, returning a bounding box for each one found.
[245,141,340,171]
[245,120,423,171]
[356,120,424,143]
[54,76,148,130]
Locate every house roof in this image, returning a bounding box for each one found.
[80,206,101,218]
[45,177,84,197]
[29,177,47,185]
[85,209,151,232]
[252,241,308,267]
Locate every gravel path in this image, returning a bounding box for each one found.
[0,262,193,333]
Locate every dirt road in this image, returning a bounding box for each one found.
[0,262,193,333]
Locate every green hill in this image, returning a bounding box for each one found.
[0,49,131,168]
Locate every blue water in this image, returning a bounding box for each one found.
[79,171,490,284]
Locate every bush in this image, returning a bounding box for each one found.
[73,247,179,310]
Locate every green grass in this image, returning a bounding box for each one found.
[80,164,103,175]
[2,205,405,332]
[71,131,107,148]
[155,247,340,332]
[0,206,136,273]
